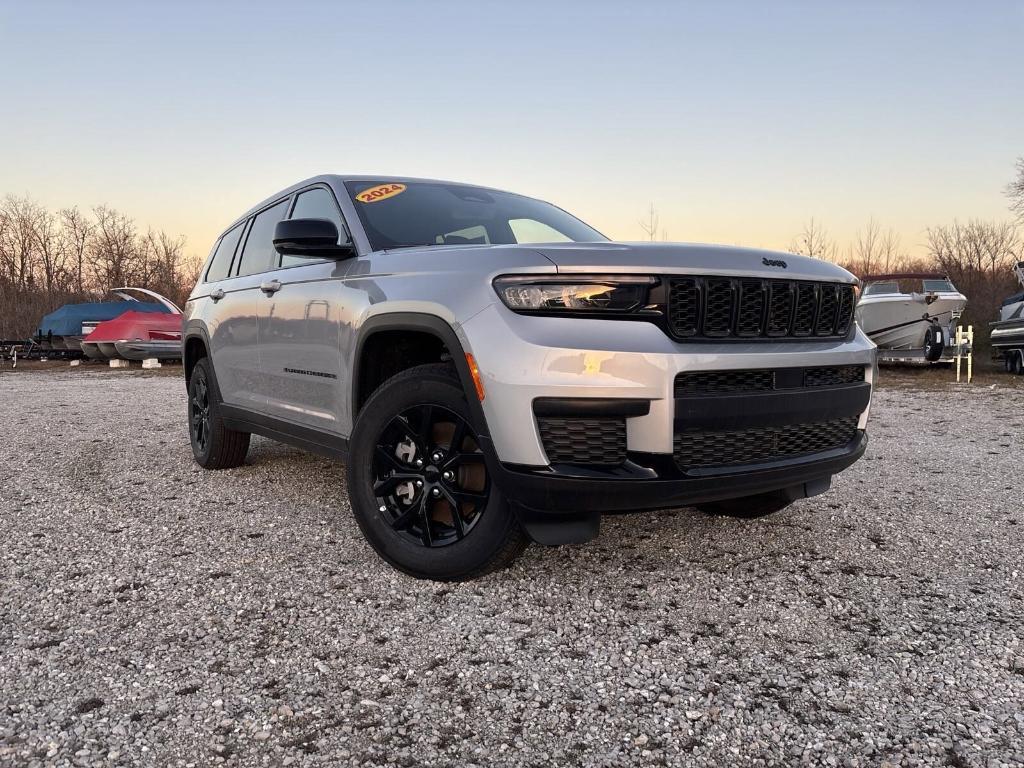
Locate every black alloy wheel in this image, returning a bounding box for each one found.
[348,363,528,580]
[371,404,489,547]
[186,357,250,469]
[189,373,211,454]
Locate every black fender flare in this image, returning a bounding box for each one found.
[351,312,490,440]
[182,322,217,393]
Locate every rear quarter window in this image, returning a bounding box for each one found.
[236,200,290,277]
[205,223,245,282]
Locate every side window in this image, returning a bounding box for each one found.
[509,218,573,244]
[281,188,348,268]
[236,199,290,277]
[204,222,244,282]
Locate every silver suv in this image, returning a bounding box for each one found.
[184,176,874,580]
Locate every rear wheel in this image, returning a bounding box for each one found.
[188,357,250,469]
[1012,351,1023,376]
[696,491,795,519]
[348,363,528,580]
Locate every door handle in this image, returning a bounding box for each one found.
[210,288,225,302]
[260,279,282,295]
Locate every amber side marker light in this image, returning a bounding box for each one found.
[465,353,485,401]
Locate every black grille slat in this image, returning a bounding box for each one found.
[766,281,794,336]
[674,417,859,471]
[792,283,818,336]
[835,285,855,334]
[537,417,626,466]
[667,278,700,338]
[666,277,854,341]
[675,365,865,396]
[816,284,839,335]
[703,279,734,337]
[736,280,766,337]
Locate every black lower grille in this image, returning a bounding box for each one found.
[538,417,626,466]
[675,365,865,395]
[675,369,776,395]
[803,364,864,388]
[674,417,859,471]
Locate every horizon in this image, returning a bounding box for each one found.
[1,1,1021,261]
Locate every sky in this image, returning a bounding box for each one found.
[1,0,1021,262]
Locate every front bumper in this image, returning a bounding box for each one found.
[460,303,876,467]
[483,431,866,516]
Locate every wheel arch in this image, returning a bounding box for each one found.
[183,325,212,389]
[352,313,490,439]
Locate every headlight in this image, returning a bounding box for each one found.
[493,275,657,314]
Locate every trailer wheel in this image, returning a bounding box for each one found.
[923,325,945,362]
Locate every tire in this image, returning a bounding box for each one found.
[348,363,528,581]
[923,325,944,362]
[188,357,250,469]
[696,491,795,519]
[1013,352,1023,376]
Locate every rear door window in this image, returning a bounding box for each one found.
[236,199,290,277]
[205,223,244,282]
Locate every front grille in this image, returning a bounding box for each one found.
[669,278,856,341]
[674,365,865,396]
[537,417,626,466]
[674,417,859,471]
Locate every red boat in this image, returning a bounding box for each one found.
[80,310,183,361]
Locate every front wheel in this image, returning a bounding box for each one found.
[347,363,528,580]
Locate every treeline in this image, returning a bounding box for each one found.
[790,218,1022,347]
[0,195,201,339]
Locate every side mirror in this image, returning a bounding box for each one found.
[273,218,354,259]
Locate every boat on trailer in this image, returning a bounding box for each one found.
[855,272,967,363]
[991,261,1024,374]
[78,288,183,361]
[38,288,177,357]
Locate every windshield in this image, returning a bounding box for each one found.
[863,282,899,295]
[344,180,607,251]
[922,279,955,292]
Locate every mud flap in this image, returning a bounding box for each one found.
[512,504,601,546]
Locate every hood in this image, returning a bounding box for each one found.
[531,242,857,284]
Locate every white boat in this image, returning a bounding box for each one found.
[990,261,1024,373]
[855,272,967,361]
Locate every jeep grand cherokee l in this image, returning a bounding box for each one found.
[183,176,874,580]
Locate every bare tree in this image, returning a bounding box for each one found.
[789,218,837,261]
[60,207,94,294]
[638,204,659,241]
[927,219,1023,346]
[33,206,71,297]
[1008,156,1024,223]
[0,195,42,287]
[90,205,141,290]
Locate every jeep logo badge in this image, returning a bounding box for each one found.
[762,257,787,268]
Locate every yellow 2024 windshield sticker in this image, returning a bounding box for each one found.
[356,183,406,203]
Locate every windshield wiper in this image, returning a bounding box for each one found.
[385,243,439,250]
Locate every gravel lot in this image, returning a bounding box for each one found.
[1,366,1022,767]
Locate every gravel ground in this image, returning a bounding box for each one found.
[1,368,1022,767]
